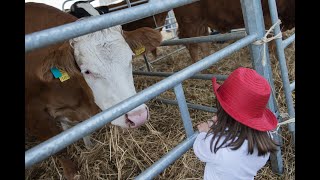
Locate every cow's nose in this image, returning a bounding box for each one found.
[125,105,149,128]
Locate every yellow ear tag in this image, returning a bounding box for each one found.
[134,46,146,56]
[58,69,70,82]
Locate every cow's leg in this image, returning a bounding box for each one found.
[59,117,94,149]
[26,108,80,180]
[151,49,157,60]
[187,44,201,63]
[199,42,211,59]
[26,106,62,141]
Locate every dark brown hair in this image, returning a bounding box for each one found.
[206,101,278,156]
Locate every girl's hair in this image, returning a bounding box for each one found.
[206,101,278,156]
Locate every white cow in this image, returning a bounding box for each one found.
[68,2,162,128]
[71,25,153,128]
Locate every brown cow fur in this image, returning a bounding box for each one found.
[25,2,162,179]
[25,3,101,179]
[123,27,162,56]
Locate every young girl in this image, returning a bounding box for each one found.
[193,67,278,180]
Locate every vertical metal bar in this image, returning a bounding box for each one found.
[135,132,199,180]
[268,0,295,144]
[173,84,194,137]
[143,54,152,72]
[290,81,295,92]
[241,0,283,174]
[125,0,132,7]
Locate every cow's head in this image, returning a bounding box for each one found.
[70,25,162,128]
[35,42,101,124]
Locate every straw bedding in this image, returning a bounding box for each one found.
[25,28,295,180]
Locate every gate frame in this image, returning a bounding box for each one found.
[25,0,295,178]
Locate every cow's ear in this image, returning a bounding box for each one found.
[36,43,81,82]
[122,27,162,56]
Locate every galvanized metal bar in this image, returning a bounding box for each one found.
[26,34,257,168]
[109,0,148,12]
[155,21,177,30]
[174,84,194,137]
[143,54,152,72]
[138,47,186,70]
[134,132,199,180]
[160,31,246,46]
[125,0,132,7]
[25,0,199,53]
[290,81,295,92]
[241,0,283,174]
[282,34,295,49]
[268,0,295,143]
[155,98,217,113]
[133,71,228,81]
[166,17,176,21]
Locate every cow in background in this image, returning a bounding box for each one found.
[173,0,295,62]
[26,2,161,179]
[68,0,295,63]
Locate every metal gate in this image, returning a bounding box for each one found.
[25,0,295,178]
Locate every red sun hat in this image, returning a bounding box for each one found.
[212,67,278,131]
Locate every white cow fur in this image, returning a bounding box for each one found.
[70,25,147,128]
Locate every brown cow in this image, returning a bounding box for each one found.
[173,0,295,62]
[25,3,101,180]
[26,2,162,179]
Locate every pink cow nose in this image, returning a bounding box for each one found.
[125,106,149,128]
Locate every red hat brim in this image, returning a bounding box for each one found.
[212,77,278,131]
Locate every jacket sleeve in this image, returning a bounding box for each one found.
[193,132,216,163]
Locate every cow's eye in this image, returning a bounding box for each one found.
[84,70,90,75]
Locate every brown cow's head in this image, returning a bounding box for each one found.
[36,42,101,124]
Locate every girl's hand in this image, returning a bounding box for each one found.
[197,115,218,133]
[197,122,210,132]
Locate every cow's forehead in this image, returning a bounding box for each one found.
[71,25,124,44]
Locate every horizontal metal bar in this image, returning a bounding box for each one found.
[109,0,148,12]
[134,132,199,180]
[25,0,199,53]
[155,98,217,113]
[133,71,228,81]
[25,34,257,168]
[290,81,295,92]
[165,17,176,20]
[155,21,177,30]
[165,27,178,31]
[138,47,186,70]
[282,34,295,49]
[160,31,246,46]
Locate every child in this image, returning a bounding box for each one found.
[193,67,278,180]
